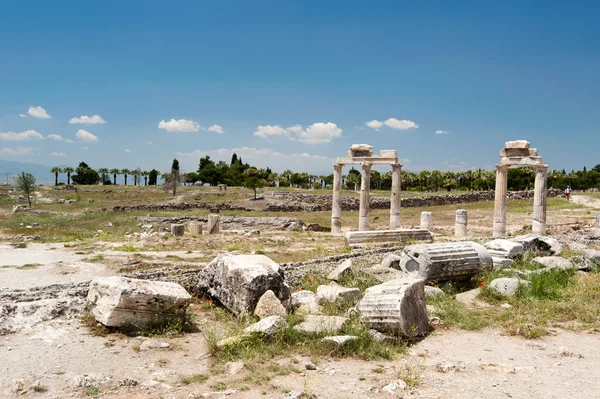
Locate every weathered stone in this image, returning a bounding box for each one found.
[281,391,319,399]
[170,224,184,236]
[368,329,395,343]
[316,283,361,304]
[244,315,288,336]
[87,276,191,327]
[424,286,444,297]
[455,209,468,238]
[321,335,358,345]
[491,256,514,270]
[357,278,428,337]
[511,234,561,255]
[293,315,348,334]
[488,278,530,296]
[189,222,202,236]
[139,339,170,351]
[364,266,408,283]
[291,290,319,309]
[420,211,432,230]
[254,290,287,319]
[382,379,407,393]
[207,214,220,234]
[198,254,290,316]
[484,239,525,259]
[575,247,600,263]
[381,253,402,270]
[569,255,597,271]
[399,242,492,281]
[327,259,353,281]
[344,229,432,248]
[531,256,575,271]
[358,163,371,231]
[225,361,245,376]
[505,140,530,149]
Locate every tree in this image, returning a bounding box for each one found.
[141,170,149,186]
[243,168,265,199]
[122,168,130,185]
[133,168,142,186]
[165,159,181,196]
[345,168,360,190]
[50,166,61,186]
[63,166,74,185]
[98,168,109,184]
[110,168,120,185]
[15,172,36,207]
[148,169,159,185]
[172,159,180,172]
[71,162,100,185]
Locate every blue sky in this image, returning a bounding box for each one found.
[1,0,599,177]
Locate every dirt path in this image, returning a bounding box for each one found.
[571,194,600,209]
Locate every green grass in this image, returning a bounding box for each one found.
[16,263,42,270]
[180,373,209,385]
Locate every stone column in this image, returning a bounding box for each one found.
[455,210,468,237]
[358,163,372,231]
[189,222,203,236]
[171,224,185,236]
[331,164,343,234]
[493,164,509,237]
[596,214,600,231]
[207,214,220,234]
[389,164,402,229]
[420,212,432,230]
[532,165,548,235]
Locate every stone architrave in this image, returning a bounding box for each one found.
[171,224,185,236]
[420,212,432,230]
[532,165,548,235]
[207,214,220,234]
[389,164,402,229]
[358,163,372,231]
[331,164,343,234]
[455,210,467,238]
[493,164,509,237]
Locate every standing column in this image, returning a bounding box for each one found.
[420,212,432,230]
[358,163,372,231]
[455,210,468,237]
[331,164,343,234]
[532,165,548,235]
[389,164,402,229]
[493,164,509,237]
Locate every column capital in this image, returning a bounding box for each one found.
[496,164,510,171]
[333,163,343,170]
[361,163,372,170]
[392,163,402,170]
[533,164,549,170]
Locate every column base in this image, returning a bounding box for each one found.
[389,214,401,230]
[532,220,546,236]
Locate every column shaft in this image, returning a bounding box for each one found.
[389,164,402,229]
[532,165,548,235]
[331,164,343,234]
[493,165,509,237]
[358,164,372,231]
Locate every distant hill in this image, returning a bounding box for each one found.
[0,160,55,185]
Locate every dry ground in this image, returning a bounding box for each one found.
[1,185,600,398]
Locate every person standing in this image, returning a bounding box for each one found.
[565,185,571,201]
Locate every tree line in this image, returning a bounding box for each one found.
[50,157,600,193]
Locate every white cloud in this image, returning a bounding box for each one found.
[48,134,64,141]
[0,130,44,141]
[76,129,99,143]
[296,122,342,144]
[158,118,200,132]
[254,122,342,144]
[144,141,153,145]
[65,139,74,143]
[253,125,288,138]
[384,118,418,130]
[207,124,224,134]
[69,115,106,125]
[51,152,66,157]
[124,148,132,153]
[0,146,34,155]
[19,113,27,118]
[365,120,383,131]
[435,130,449,135]
[28,106,51,119]
[81,146,89,150]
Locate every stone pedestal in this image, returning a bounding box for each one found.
[189,222,203,236]
[358,164,372,231]
[207,214,220,235]
[389,164,402,229]
[455,210,468,238]
[171,224,185,236]
[420,212,432,230]
[493,165,509,237]
[331,164,343,234]
[532,165,548,235]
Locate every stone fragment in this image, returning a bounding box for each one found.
[488,278,530,296]
[504,140,530,149]
[207,214,220,234]
[70,374,111,388]
[254,290,287,319]
[381,253,402,270]
[491,256,514,270]
[198,254,290,316]
[139,339,170,351]
[305,362,317,370]
[420,211,432,230]
[87,277,191,328]
[399,242,492,281]
[436,360,466,373]
[569,255,597,271]
[381,379,407,393]
[344,229,432,248]
[293,315,348,334]
[364,266,408,283]
[320,335,358,345]
[368,329,395,343]
[327,259,354,281]
[291,290,319,309]
[170,224,184,236]
[225,361,245,376]
[575,247,600,263]
[244,315,288,336]
[484,239,525,259]
[316,284,361,304]
[281,392,319,399]
[189,222,202,236]
[424,286,444,297]
[531,256,575,271]
[357,278,428,337]
[511,234,561,255]
[141,224,153,230]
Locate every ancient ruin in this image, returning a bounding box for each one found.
[332,144,402,233]
[493,140,548,237]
